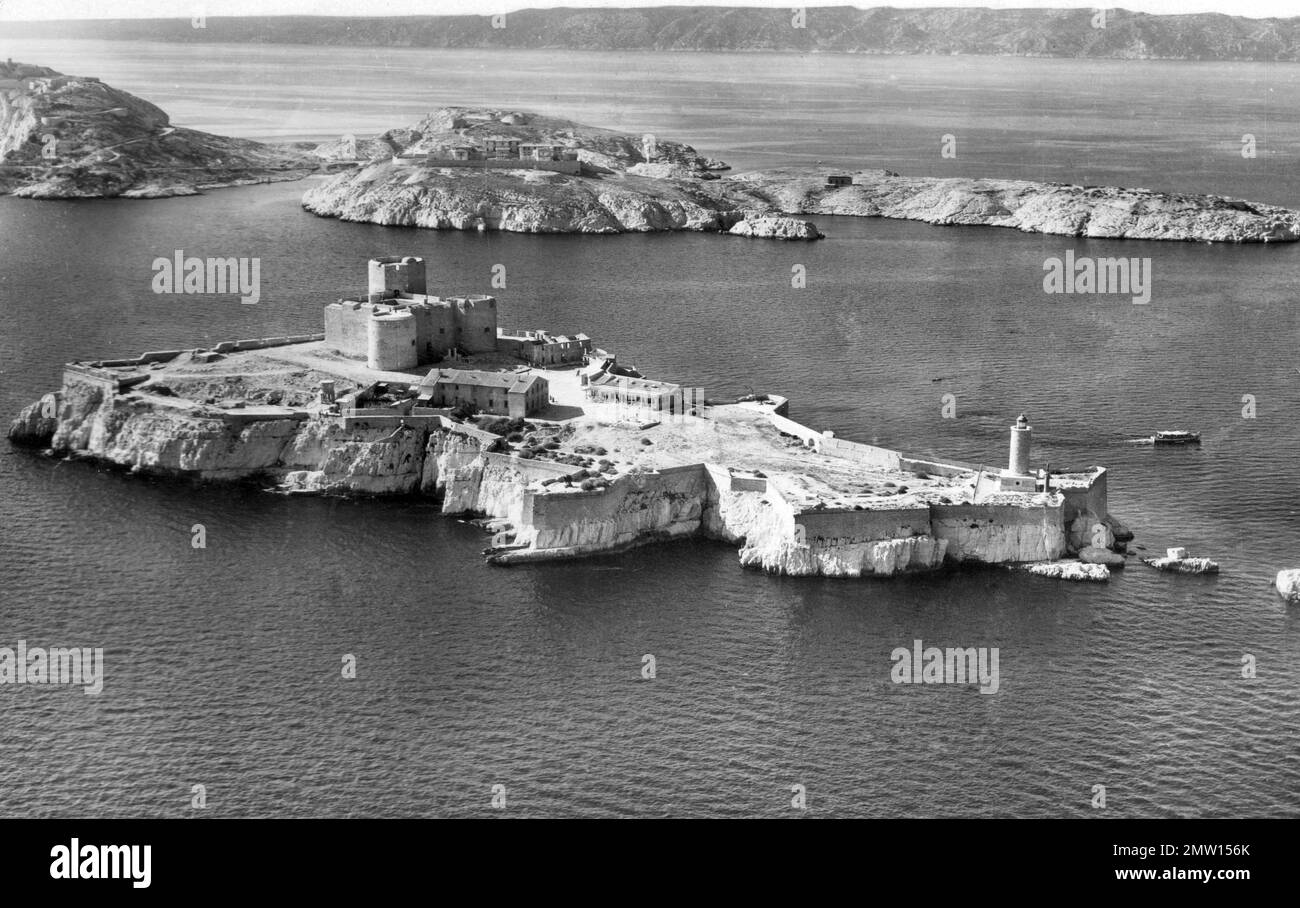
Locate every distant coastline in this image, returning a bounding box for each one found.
[6,8,1300,62]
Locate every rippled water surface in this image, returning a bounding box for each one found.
[1,42,1298,817]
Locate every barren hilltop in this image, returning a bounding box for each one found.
[0,61,314,198]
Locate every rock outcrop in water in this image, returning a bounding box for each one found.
[733,169,1300,244]
[1142,548,1221,575]
[1025,561,1110,582]
[302,107,1300,243]
[0,62,315,198]
[1276,570,1300,604]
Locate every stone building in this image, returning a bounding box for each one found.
[584,371,687,415]
[496,329,592,366]
[482,136,521,158]
[416,368,548,418]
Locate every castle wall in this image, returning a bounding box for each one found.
[795,506,932,543]
[930,501,1067,563]
[325,303,371,360]
[767,411,979,476]
[1058,468,1108,523]
[418,158,582,175]
[495,335,534,363]
[407,303,441,363]
[453,295,499,353]
[422,302,458,358]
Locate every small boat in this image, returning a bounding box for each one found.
[1152,430,1201,446]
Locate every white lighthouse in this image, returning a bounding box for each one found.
[1009,413,1032,474]
[999,413,1038,493]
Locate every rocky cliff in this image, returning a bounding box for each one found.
[12,374,1087,579]
[0,62,315,198]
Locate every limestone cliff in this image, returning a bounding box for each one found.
[11,372,1103,580]
[0,62,315,198]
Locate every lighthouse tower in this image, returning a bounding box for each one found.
[999,413,1038,493]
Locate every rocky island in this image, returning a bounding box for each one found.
[0,61,315,198]
[302,106,1300,243]
[9,254,1128,579]
[4,66,1293,244]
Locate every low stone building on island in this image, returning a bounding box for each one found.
[416,368,548,419]
[496,328,592,366]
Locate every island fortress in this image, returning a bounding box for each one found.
[8,255,1123,579]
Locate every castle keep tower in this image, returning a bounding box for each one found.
[368,255,427,298]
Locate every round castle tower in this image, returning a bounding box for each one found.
[368,256,427,297]
[367,310,418,371]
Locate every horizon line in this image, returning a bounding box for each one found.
[4,6,1297,25]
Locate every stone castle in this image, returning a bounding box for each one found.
[324,256,498,371]
[324,256,591,373]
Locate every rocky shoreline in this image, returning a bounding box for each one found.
[0,62,316,199]
[301,106,1300,243]
[8,337,1121,580]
